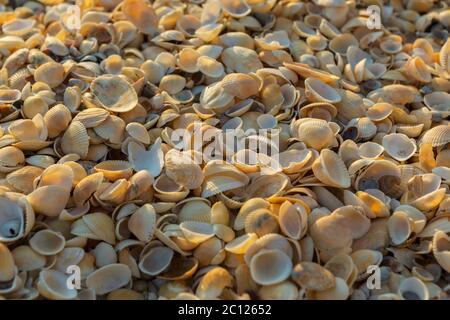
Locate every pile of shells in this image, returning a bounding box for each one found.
[0,0,450,300]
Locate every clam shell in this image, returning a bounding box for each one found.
[139,246,174,276]
[165,149,204,190]
[249,249,293,285]
[0,243,16,283]
[291,262,336,291]
[29,229,66,256]
[314,277,350,300]
[72,212,116,244]
[244,208,279,237]
[225,233,258,254]
[432,231,450,273]
[382,133,417,162]
[234,198,270,231]
[12,245,46,272]
[196,267,233,299]
[86,264,132,295]
[27,185,70,217]
[258,281,299,300]
[398,277,429,300]
[419,125,450,147]
[94,160,133,181]
[0,197,27,242]
[37,270,77,300]
[304,77,341,104]
[179,221,215,244]
[278,201,307,240]
[34,62,65,88]
[91,75,138,113]
[312,149,351,188]
[61,121,89,158]
[128,204,156,242]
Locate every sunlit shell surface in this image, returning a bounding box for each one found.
[0,0,449,302]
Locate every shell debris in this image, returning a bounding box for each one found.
[0,0,449,301]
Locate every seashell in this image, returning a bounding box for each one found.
[225,233,258,254]
[284,62,340,85]
[306,34,328,51]
[195,23,224,42]
[388,211,412,245]
[292,262,336,291]
[60,121,89,159]
[196,267,233,299]
[73,172,104,207]
[244,208,279,237]
[293,119,336,150]
[202,161,249,198]
[44,104,72,138]
[165,149,204,190]
[159,75,187,95]
[91,75,138,113]
[72,108,108,129]
[197,56,225,78]
[304,77,341,104]
[193,236,224,266]
[121,0,158,35]
[37,270,77,300]
[398,277,429,300]
[312,149,351,188]
[180,221,215,244]
[29,229,65,256]
[367,103,394,121]
[94,161,133,181]
[34,62,65,88]
[358,142,384,159]
[324,253,357,286]
[245,173,289,200]
[300,102,337,122]
[329,34,358,55]
[278,201,307,240]
[221,46,263,73]
[12,245,46,272]
[234,198,270,230]
[72,212,116,244]
[139,246,174,276]
[314,277,350,300]
[402,173,446,211]
[432,231,450,273]
[27,185,70,217]
[0,89,21,104]
[310,206,369,251]
[221,0,251,18]
[0,243,16,283]
[382,133,417,162]
[153,174,189,202]
[258,281,298,300]
[159,256,199,281]
[86,263,132,295]
[351,249,382,280]
[128,139,164,178]
[419,125,450,148]
[128,204,156,242]
[249,249,293,285]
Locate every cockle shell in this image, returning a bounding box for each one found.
[86,264,132,295]
[312,149,351,188]
[249,249,293,285]
[91,75,138,113]
[37,270,77,300]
